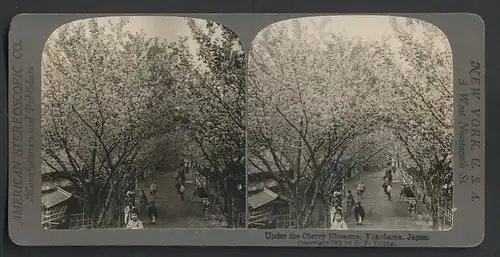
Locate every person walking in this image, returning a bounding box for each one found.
[385,162,393,183]
[202,199,210,220]
[399,184,407,201]
[408,200,416,219]
[382,180,389,195]
[386,183,392,201]
[150,181,159,197]
[356,182,365,198]
[175,178,185,201]
[345,190,355,216]
[126,212,144,229]
[353,201,366,225]
[346,190,355,207]
[147,200,159,224]
[178,161,188,184]
[139,189,148,215]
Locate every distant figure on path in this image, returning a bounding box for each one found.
[382,180,389,194]
[147,200,159,224]
[346,190,355,207]
[202,199,210,220]
[353,201,366,225]
[175,178,185,201]
[331,213,348,230]
[178,160,188,184]
[356,182,365,198]
[139,189,149,214]
[150,181,159,197]
[385,162,393,183]
[386,183,392,201]
[126,213,144,229]
[408,200,416,219]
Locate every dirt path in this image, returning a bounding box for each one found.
[343,169,430,230]
[136,171,219,228]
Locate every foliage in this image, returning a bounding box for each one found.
[42,17,191,226]
[247,18,400,227]
[388,17,453,228]
[181,19,246,227]
[247,16,453,228]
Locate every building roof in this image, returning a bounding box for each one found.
[41,178,73,192]
[247,178,278,193]
[41,187,73,209]
[247,188,288,209]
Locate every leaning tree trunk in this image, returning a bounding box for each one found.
[430,195,441,230]
[301,179,321,228]
[96,181,115,228]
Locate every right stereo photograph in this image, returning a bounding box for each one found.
[246,15,453,231]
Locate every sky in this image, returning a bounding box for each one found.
[46,15,450,72]
[84,15,449,54]
[109,15,400,42]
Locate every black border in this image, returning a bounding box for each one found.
[1,0,497,256]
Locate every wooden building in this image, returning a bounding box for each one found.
[247,158,293,229]
[41,173,115,229]
[41,178,79,229]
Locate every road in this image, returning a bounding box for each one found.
[343,169,430,230]
[136,171,223,228]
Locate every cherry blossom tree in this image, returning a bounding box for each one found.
[177,18,246,227]
[388,17,453,228]
[247,17,399,227]
[41,17,190,226]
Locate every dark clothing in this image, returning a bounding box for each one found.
[346,194,355,206]
[409,202,416,212]
[139,194,149,214]
[202,201,210,219]
[354,205,366,220]
[382,183,388,193]
[177,170,186,184]
[126,196,135,205]
[175,182,185,201]
[147,205,159,222]
[175,182,182,194]
[334,197,342,206]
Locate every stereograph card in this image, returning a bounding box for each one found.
[8,13,484,247]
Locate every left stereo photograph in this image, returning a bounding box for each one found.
[35,16,246,230]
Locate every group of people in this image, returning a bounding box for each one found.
[329,161,420,230]
[123,181,160,229]
[329,189,366,230]
[122,162,194,229]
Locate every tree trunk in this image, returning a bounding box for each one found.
[301,179,320,228]
[96,182,115,228]
[430,195,441,230]
[224,193,233,228]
